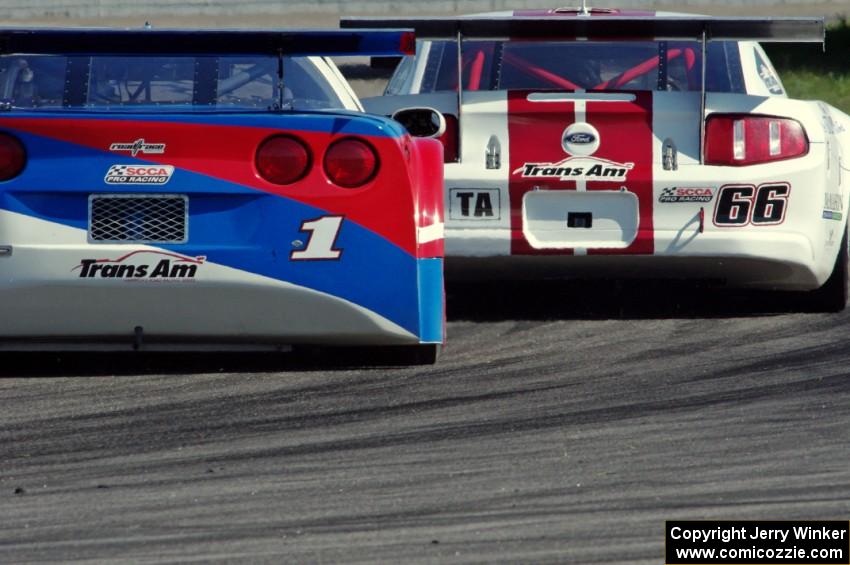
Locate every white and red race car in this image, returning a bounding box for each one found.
[343,9,850,310]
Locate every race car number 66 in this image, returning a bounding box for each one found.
[291,216,344,260]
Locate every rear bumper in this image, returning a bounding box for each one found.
[0,199,446,348]
[0,243,443,349]
[446,228,823,290]
[0,276,416,347]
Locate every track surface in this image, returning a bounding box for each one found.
[1,282,849,564]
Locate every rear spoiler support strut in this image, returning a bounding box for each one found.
[276,48,286,111]
[700,30,708,164]
[456,30,464,163]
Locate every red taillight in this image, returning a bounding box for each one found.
[705,114,808,166]
[438,114,459,163]
[0,132,26,181]
[255,135,311,185]
[323,138,378,188]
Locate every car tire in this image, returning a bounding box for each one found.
[393,343,441,365]
[293,344,441,366]
[803,228,848,313]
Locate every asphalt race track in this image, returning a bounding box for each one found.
[1,281,849,563]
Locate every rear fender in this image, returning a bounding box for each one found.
[408,136,445,258]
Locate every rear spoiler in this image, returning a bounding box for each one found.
[342,15,824,165]
[0,28,416,56]
[340,16,824,43]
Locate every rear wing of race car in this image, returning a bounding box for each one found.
[0,27,415,57]
[340,16,824,43]
[0,27,414,112]
[341,15,824,163]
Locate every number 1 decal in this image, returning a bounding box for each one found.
[291,216,344,261]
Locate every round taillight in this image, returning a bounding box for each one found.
[0,133,25,181]
[255,135,311,185]
[323,138,378,188]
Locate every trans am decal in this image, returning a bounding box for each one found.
[105,164,175,185]
[72,250,205,281]
[513,156,634,182]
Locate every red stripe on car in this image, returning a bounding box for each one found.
[506,90,654,255]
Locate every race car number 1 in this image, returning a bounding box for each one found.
[291,216,344,260]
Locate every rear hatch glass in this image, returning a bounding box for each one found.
[417,40,745,93]
[0,55,342,111]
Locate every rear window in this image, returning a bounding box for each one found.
[0,55,342,111]
[417,40,745,93]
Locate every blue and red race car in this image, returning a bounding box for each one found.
[0,28,445,363]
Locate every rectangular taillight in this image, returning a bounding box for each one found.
[705,114,808,166]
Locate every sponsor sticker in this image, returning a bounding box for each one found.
[72,250,205,282]
[109,138,166,157]
[659,187,715,203]
[825,193,844,211]
[819,102,844,135]
[105,165,174,185]
[513,156,634,183]
[754,49,784,95]
[449,188,500,220]
[823,193,844,221]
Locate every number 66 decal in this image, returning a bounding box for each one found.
[291,216,344,260]
[713,183,790,227]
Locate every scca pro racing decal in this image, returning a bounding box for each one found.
[72,250,205,281]
[106,164,174,185]
[659,187,714,203]
[513,156,634,183]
